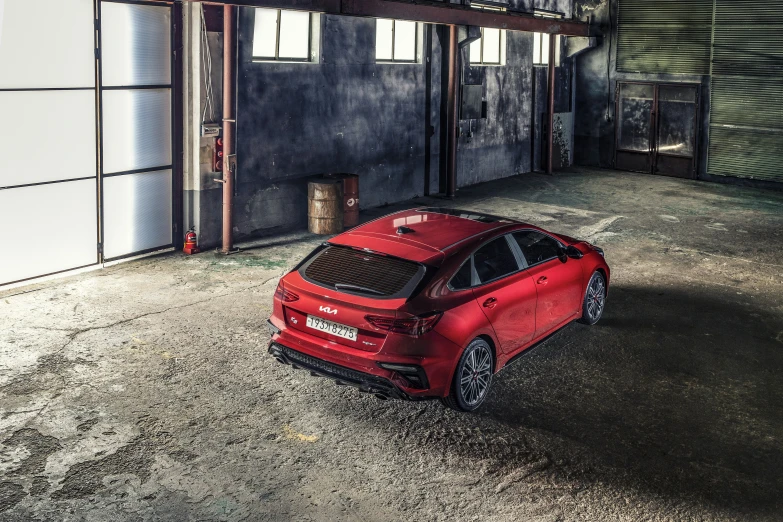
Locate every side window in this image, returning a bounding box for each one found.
[513,231,562,266]
[473,237,520,284]
[449,259,473,290]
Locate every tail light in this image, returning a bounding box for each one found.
[274,282,299,302]
[365,312,443,337]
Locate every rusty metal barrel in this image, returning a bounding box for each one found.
[325,174,360,229]
[308,179,343,235]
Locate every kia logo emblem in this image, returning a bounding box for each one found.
[319,306,338,315]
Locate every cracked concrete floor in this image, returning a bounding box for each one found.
[1,167,782,521]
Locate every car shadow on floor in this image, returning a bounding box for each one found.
[480,283,783,513]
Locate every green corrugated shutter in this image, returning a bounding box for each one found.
[617,0,713,75]
[708,0,783,182]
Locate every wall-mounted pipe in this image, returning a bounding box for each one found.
[221,4,236,253]
[546,33,556,174]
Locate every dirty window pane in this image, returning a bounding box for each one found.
[376,19,393,61]
[469,37,482,64]
[394,20,417,61]
[482,28,501,64]
[533,32,542,64]
[540,33,550,65]
[618,84,654,152]
[278,10,310,60]
[657,85,698,157]
[252,8,278,59]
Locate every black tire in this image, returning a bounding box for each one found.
[579,271,606,325]
[441,338,494,412]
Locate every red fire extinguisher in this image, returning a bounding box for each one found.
[184,227,200,255]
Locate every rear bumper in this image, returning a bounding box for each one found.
[268,312,461,398]
[269,342,420,401]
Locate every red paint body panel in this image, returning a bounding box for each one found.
[526,257,584,337]
[269,208,611,400]
[472,271,537,353]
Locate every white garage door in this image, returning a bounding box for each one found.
[99,1,174,260]
[0,0,99,285]
[0,0,175,285]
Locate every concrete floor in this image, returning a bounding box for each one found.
[1,167,782,521]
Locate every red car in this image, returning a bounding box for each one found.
[268,208,609,411]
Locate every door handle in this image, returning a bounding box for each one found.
[483,297,497,309]
[537,276,548,285]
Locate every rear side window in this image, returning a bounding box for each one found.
[449,260,473,290]
[513,231,562,266]
[473,237,520,284]
[301,245,425,299]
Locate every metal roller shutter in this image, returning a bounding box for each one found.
[617,0,713,75]
[708,0,783,182]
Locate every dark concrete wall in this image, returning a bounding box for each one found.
[455,29,534,187]
[234,11,434,238]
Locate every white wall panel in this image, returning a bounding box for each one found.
[0,179,98,285]
[0,90,97,188]
[103,170,172,259]
[100,2,171,87]
[102,89,172,174]
[0,0,95,88]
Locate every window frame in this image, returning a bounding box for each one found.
[376,19,420,64]
[510,229,566,268]
[469,4,506,67]
[470,27,504,66]
[252,8,314,63]
[533,32,561,67]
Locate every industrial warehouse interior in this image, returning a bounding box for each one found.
[1,0,782,520]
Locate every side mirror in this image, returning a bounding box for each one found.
[566,245,584,259]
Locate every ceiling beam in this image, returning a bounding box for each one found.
[341,1,591,36]
[159,0,592,36]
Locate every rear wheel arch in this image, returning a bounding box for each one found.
[593,267,609,296]
[476,334,497,372]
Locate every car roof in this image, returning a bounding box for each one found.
[328,207,521,264]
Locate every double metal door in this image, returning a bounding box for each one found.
[614,82,700,179]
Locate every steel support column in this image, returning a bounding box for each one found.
[546,33,556,175]
[221,4,236,254]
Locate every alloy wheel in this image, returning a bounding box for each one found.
[459,343,492,406]
[587,275,606,322]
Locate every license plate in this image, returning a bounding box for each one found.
[306,315,358,342]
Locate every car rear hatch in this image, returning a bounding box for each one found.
[280,245,428,353]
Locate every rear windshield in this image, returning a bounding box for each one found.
[301,245,426,299]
